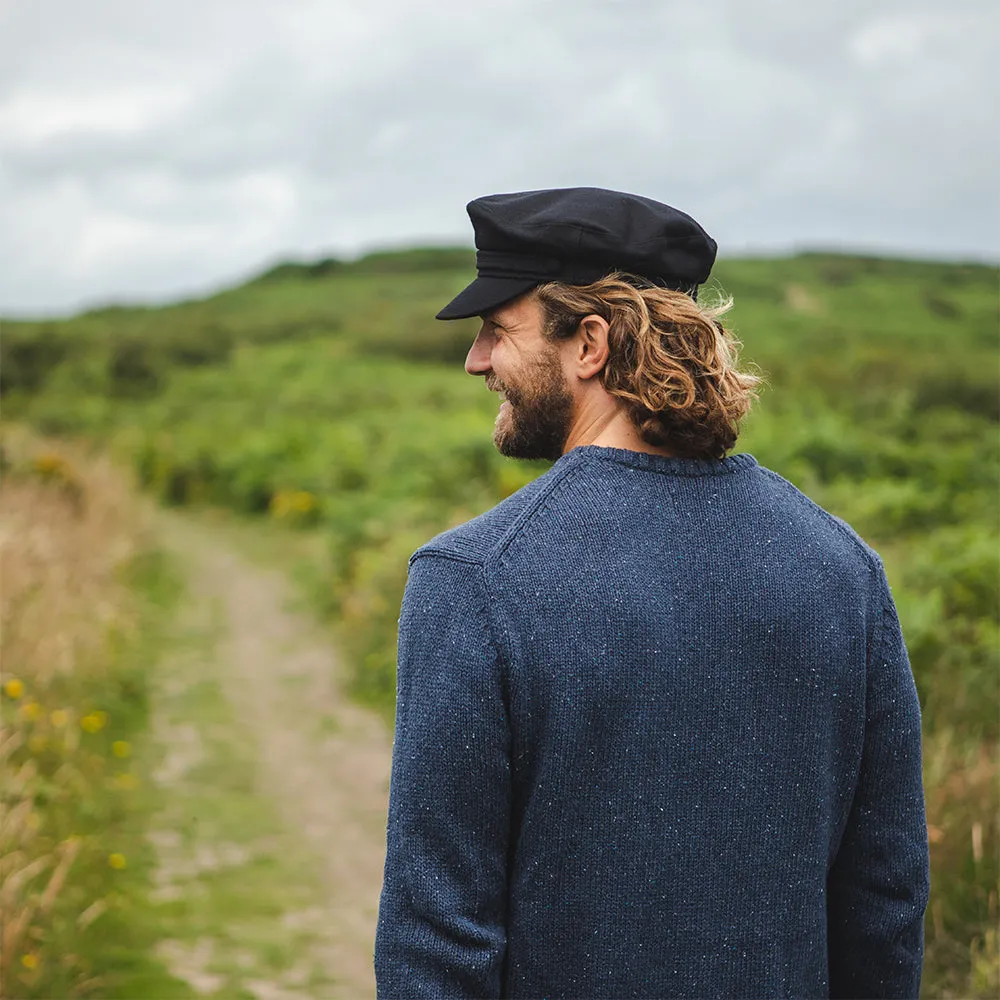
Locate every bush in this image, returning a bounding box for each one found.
[0,326,73,393]
[107,340,161,398]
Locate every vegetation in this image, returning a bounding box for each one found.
[0,429,194,999]
[3,247,997,997]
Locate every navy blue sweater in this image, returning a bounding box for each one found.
[375,446,929,999]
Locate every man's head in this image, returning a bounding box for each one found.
[443,187,759,460]
[466,277,760,461]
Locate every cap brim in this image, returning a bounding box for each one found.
[436,275,540,320]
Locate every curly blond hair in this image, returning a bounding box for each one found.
[535,275,761,459]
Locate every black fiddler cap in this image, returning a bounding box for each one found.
[436,186,717,320]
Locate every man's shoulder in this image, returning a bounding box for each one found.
[410,459,581,568]
[410,450,884,581]
[753,463,883,570]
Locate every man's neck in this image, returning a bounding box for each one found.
[561,405,675,458]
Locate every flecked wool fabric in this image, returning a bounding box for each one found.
[375,445,929,999]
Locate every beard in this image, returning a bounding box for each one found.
[487,349,575,461]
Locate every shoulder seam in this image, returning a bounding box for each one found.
[408,548,484,568]
[411,457,584,569]
[490,459,584,563]
[757,467,882,572]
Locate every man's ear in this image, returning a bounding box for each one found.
[573,314,611,380]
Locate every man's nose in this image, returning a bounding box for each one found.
[465,330,492,376]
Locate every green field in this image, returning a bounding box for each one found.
[4,248,998,996]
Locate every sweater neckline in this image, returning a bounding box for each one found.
[561,445,757,478]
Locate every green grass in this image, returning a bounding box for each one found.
[1,543,199,1000]
[88,549,198,1000]
[4,246,998,996]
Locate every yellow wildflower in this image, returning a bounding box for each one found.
[269,491,291,518]
[271,490,318,519]
[21,953,39,970]
[108,853,127,869]
[80,710,108,733]
[19,701,43,722]
[50,709,69,728]
[3,678,24,699]
[28,735,48,755]
[34,452,68,476]
[113,772,138,791]
[112,740,131,758]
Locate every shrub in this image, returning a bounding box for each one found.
[0,326,73,393]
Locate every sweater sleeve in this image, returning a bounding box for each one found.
[827,567,930,999]
[375,552,511,999]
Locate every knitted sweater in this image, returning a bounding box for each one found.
[375,445,929,999]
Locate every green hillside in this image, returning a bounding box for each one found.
[3,249,998,996]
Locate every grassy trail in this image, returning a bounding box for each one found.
[147,511,391,999]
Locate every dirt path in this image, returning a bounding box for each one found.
[149,511,392,998]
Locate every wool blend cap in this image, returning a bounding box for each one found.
[436,187,718,320]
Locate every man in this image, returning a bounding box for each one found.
[375,188,929,999]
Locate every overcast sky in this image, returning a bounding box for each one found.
[1,0,997,316]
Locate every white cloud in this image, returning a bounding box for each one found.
[0,87,191,145]
[0,0,997,314]
[847,10,983,67]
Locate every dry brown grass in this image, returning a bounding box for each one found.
[2,428,146,688]
[923,729,1000,998]
[0,425,151,998]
